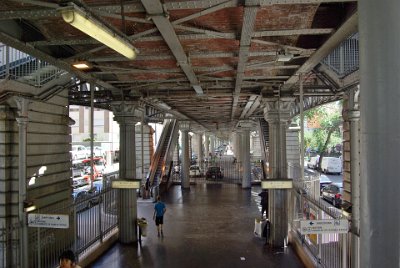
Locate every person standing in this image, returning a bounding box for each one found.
[258,189,268,219]
[153,195,166,237]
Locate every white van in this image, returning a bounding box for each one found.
[320,157,342,174]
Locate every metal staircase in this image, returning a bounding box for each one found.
[0,43,66,89]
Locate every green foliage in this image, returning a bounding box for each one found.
[83,137,95,142]
[296,101,342,156]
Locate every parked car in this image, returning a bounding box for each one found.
[71,145,89,160]
[307,155,320,169]
[319,175,332,192]
[189,165,202,177]
[73,188,102,212]
[82,157,106,175]
[320,157,342,174]
[92,146,105,157]
[321,183,343,207]
[72,178,89,189]
[206,166,223,180]
[72,165,84,177]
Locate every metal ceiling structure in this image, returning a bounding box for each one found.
[0,0,358,135]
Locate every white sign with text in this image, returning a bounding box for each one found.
[28,213,69,229]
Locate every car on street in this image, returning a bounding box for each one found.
[321,183,343,207]
[307,155,320,169]
[71,145,89,160]
[82,157,106,175]
[92,146,105,157]
[320,157,342,174]
[72,165,84,177]
[205,166,223,180]
[73,188,102,212]
[319,175,332,192]
[189,165,202,177]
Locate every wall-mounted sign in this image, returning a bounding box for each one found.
[111,180,141,189]
[261,179,293,189]
[28,213,69,229]
[300,219,349,234]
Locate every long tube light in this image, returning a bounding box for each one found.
[59,3,137,59]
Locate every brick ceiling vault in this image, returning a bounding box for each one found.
[0,0,358,135]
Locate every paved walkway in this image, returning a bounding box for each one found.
[89,182,305,268]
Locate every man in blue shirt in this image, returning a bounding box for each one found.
[153,195,166,237]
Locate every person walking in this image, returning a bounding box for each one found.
[258,189,268,219]
[153,195,166,237]
[58,250,81,268]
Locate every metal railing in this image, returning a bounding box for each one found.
[289,163,351,268]
[0,43,65,87]
[322,33,359,78]
[0,172,119,268]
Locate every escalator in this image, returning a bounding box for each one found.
[146,119,179,197]
[258,118,269,178]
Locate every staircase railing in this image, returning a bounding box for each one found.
[258,118,269,167]
[322,33,359,78]
[0,43,65,87]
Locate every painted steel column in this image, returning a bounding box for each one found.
[348,88,360,268]
[112,102,140,243]
[210,135,215,155]
[359,1,400,266]
[263,98,294,248]
[180,121,190,189]
[15,97,30,268]
[197,133,204,165]
[241,129,251,188]
[235,132,241,163]
[204,133,209,158]
[89,83,94,189]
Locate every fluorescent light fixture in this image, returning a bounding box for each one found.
[24,201,36,212]
[73,61,91,69]
[59,3,137,60]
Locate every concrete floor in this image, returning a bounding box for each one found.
[88,182,305,268]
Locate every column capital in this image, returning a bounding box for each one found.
[348,110,360,121]
[14,96,31,118]
[111,101,142,124]
[179,120,191,131]
[348,86,360,111]
[263,98,295,123]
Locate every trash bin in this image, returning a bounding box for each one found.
[137,218,148,237]
[254,217,268,238]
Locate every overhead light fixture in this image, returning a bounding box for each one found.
[59,3,137,60]
[276,50,294,62]
[72,61,91,70]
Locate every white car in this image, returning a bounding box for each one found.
[71,145,89,160]
[189,165,202,177]
[307,155,320,169]
[88,146,105,157]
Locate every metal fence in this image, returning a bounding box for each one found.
[170,155,264,185]
[0,172,119,268]
[289,163,351,268]
[0,44,65,87]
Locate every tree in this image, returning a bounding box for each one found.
[295,101,342,169]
